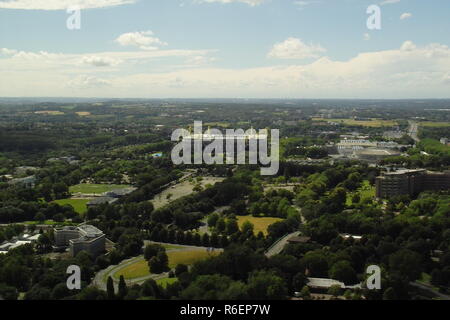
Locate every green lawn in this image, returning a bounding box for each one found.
[236,215,284,236]
[159,243,186,250]
[69,183,130,194]
[114,249,220,280]
[346,180,376,206]
[53,198,90,214]
[419,122,450,127]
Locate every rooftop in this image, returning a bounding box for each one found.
[87,196,118,205]
[307,277,362,289]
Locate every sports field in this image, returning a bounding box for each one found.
[236,215,284,236]
[69,183,130,194]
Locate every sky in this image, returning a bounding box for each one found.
[0,0,449,99]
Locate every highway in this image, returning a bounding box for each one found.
[408,120,420,143]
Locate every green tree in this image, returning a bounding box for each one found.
[389,249,423,281]
[144,244,164,261]
[329,261,357,285]
[300,285,310,299]
[327,284,342,298]
[107,276,115,300]
[34,212,46,222]
[293,272,308,292]
[225,219,239,235]
[246,270,287,300]
[216,218,226,233]
[118,275,127,299]
[241,221,254,236]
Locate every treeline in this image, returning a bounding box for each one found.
[419,126,450,140]
[0,130,56,152]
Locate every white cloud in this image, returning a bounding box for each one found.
[186,55,217,66]
[0,0,135,10]
[0,48,18,55]
[268,37,326,59]
[115,31,167,50]
[1,41,450,98]
[400,12,412,20]
[68,75,112,88]
[194,0,265,6]
[400,40,416,51]
[82,56,120,67]
[293,1,321,9]
[380,0,400,5]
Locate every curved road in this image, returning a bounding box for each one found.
[265,231,301,257]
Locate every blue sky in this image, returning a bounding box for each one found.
[0,0,449,98]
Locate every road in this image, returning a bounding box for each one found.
[265,231,300,257]
[410,282,450,300]
[408,120,420,143]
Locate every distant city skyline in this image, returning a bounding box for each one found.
[0,0,449,98]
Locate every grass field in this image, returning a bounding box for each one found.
[160,243,186,250]
[114,249,220,280]
[419,121,450,127]
[53,198,90,214]
[75,111,91,116]
[236,215,284,236]
[34,110,65,115]
[69,183,130,194]
[346,180,376,206]
[312,118,398,128]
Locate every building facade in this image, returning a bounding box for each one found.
[54,224,105,257]
[376,169,450,198]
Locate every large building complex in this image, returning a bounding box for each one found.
[375,169,450,198]
[54,224,105,257]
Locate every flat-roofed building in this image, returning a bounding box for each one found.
[86,196,118,208]
[306,277,362,290]
[54,224,105,257]
[376,169,450,198]
[337,139,377,148]
[105,187,137,198]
